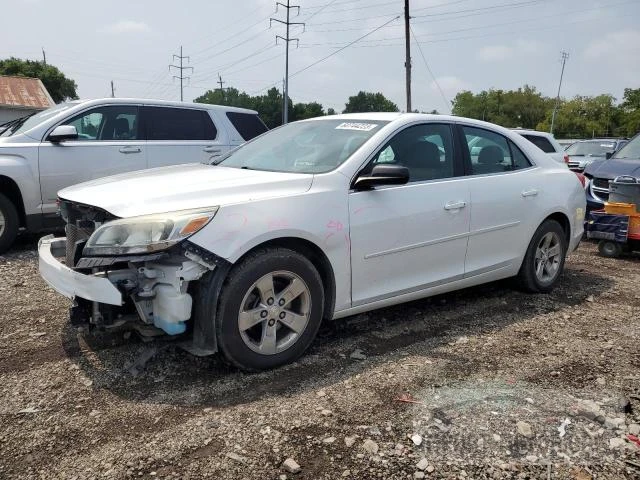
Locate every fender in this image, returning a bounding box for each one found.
[0,148,42,223]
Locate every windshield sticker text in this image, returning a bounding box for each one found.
[336,122,378,131]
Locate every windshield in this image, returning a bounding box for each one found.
[565,140,616,156]
[0,102,75,137]
[613,134,640,160]
[217,119,388,173]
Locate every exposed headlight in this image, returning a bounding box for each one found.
[83,207,218,256]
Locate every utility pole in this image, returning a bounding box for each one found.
[169,46,193,102]
[42,47,46,65]
[217,74,226,93]
[550,51,569,135]
[110,80,115,98]
[404,0,412,113]
[271,1,304,124]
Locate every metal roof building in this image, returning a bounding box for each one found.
[0,75,55,124]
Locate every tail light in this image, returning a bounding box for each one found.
[564,154,569,163]
[575,172,586,187]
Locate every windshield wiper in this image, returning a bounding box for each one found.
[0,112,35,137]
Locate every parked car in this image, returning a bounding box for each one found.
[566,138,628,172]
[510,128,567,164]
[39,114,585,371]
[584,133,640,210]
[0,98,267,252]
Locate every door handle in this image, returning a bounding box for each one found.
[522,189,538,197]
[119,146,141,154]
[444,201,467,210]
[203,146,222,154]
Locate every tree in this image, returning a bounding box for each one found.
[327,108,336,115]
[0,57,78,103]
[291,102,324,121]
[619,88,640,137]
[343,91,398,113]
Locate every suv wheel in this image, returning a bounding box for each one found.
[0,193,19,254]
[517,219,567,293]
[214,248,324,371]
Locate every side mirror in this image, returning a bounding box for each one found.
[48,125,78,143]
[354,164,410,190]
[605,151,613,160]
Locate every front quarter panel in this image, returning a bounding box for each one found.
[188,172,352,312]
[0,144,42,216]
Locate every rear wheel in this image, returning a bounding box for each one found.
[598,240,622,258]
[517,219,567,293]
[215,248,324,371]
[0,193,19,254]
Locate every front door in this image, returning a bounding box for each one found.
[38,104,146,215]
[349,123,470,306]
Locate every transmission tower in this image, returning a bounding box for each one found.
[271,1,305,124]
[169,46,193,101]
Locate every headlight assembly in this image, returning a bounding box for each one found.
[83,207,218,256]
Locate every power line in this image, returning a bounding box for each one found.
[169,46,193,102]
[253,14,400,95]
[410,25,449,113]
[271,0,305,124]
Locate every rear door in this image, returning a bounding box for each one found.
[38,104,146,216]
[144,106,224,167]
[460,124,540,276]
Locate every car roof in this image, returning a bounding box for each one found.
[71,97,259,114]
[510,128,552,137]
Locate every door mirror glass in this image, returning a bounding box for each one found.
[354,164,409,190]
[48,125,78,142]
[606,151,613,160]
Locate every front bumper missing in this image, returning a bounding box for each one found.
[38,235,122,306]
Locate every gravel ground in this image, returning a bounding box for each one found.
[0,236,639,479]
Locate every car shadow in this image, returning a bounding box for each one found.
[59,264,613,410]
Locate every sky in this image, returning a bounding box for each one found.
[2,0,639,113]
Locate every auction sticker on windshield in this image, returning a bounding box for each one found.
[336,122,378,131]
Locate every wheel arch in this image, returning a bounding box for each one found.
[544,211,571,247]
[0,175,26,227]
[234,236,337,321]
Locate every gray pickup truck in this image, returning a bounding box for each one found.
[0,98,266,252]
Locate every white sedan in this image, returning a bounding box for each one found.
[38,113,585,371]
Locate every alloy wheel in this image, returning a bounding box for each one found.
[237,270,312,355]
[534,231,562,283]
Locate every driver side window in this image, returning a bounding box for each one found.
[62,106,139,141]
[368,123,455,183]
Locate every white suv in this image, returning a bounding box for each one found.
[511,128,567,164]
[0,98,266,252]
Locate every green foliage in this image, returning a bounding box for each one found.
[343,91,399,113]
[0,57,78,103]
[452,85,640,139]
[195,87,326,129]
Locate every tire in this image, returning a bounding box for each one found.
[214,248,325,371]
[598,240,622,258]
[0,193,19,254]
[517,219,567,293]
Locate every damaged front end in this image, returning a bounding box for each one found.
[39,200,228,354]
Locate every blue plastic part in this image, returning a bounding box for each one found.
[153,317,186,335]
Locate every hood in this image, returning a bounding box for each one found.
[58,163,314,218]
[584,157,640,179]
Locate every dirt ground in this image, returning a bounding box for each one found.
[1,236,639,480]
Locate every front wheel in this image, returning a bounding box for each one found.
[215,248,324,371]
[517,219,567,293]
[0,193,19,254]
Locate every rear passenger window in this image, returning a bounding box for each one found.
[522,134,555,153]
[146,107,217,141]
[463,126,531,175]
[226,112,268,141]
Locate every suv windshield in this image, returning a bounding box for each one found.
[613,135,640,160]
[0,103,74,138]
[565,140,616,156]
[217,119,388,173]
